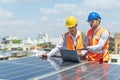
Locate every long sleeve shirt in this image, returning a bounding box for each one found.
[81,27,109,55]
[47,30,81,57]
[86,31,109,52]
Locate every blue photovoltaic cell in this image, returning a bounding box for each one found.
[0,56,57,80]
[0,56,78,80]
[1,56,120,80]
[39,62,120,80]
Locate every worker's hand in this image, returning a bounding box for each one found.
[39,54,48,60]
[40,54,48,57]
[78,52,88,60]
[77,49,81,53]
[77,46,88,50]
[78,52,85,57]
[77,50,84,57]
[77,48,88,60]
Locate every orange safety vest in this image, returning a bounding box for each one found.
[63,31,84,50]
[87,27,110,62]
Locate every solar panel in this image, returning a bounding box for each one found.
[0,56,120,80]
[31,62,120,80]
[0,56,78,80]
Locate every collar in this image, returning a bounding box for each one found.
[68,30,80,39]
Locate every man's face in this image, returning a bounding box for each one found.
[68,25,77,35]
[88,19,100,30]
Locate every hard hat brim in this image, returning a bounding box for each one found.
[66,24,76,28]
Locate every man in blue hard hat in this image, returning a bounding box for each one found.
[78,12,110,63]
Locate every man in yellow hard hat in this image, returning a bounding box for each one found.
[41,16,85,57]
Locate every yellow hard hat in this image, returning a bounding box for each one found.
[66,16,77,28]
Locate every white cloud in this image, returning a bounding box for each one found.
[55,4,78,12]
[40,8,60,15]
[0,20,36,27]
[41,16,49,22]
[0,0,50,4]
[0,8,13,19]
[0,0,120,38]
[40,0,120,16]
[75,0,120,17]
[81,0,120,10]
[29,0,48,1]
[40,3,79,15]
[0,0,16,4]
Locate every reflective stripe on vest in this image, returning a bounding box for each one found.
[63,33,67,49]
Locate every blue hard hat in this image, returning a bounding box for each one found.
[87,12,101,21]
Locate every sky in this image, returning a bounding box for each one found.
[0,0,120,39]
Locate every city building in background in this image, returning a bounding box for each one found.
[109,37,114,54]
[114,33,120,54]
[37,33,48,43]
[0,32,120,64]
